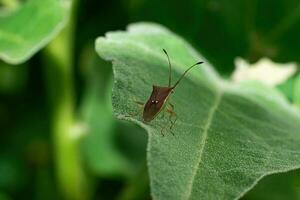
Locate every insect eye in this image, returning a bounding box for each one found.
[151,100,159,104]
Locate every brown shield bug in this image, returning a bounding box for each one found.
[137,49,203,136]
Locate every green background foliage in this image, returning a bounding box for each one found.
[0,0,299,200]
[0,0,69,64]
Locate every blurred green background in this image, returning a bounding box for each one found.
[0,0,300,199]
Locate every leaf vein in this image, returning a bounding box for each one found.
[184,91,223,200]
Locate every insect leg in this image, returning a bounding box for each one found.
[160,125,166,136]
[134,100,144,107]
[125,100,144,118]
[159,107,171,136]
[166,103,177,136]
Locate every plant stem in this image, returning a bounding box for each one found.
[43,0,89,199]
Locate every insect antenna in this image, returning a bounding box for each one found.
[163,49,172,87]
[172,61,204,89]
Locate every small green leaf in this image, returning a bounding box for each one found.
[0,0,70,64]
[95,23,300,200]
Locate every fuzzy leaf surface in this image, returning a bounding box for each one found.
[95,23,300,200]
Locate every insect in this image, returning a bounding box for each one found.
[139,49,204,136]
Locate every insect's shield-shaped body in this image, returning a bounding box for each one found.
[143,85,173,122]
[141,49,203,124]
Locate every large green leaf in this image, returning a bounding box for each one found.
[95,23,300,200]
[0,0,69,64]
